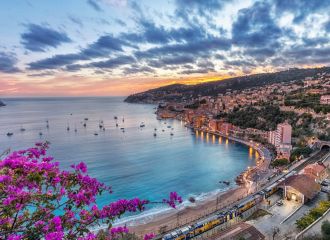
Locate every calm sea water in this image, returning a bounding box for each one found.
[0,97,256,223]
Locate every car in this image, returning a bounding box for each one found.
[276,200,284,206]
[321,181,329,186]
[321,186,330,193]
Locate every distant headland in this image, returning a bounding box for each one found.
[124,67,330,104]
[0,100,5,107]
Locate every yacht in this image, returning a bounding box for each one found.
[6,132,13,136]
[140,122,145,128]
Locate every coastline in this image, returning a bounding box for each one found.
[129,186,248,236]
[125,121,273,236]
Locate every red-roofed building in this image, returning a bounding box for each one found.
[302,163,327,182]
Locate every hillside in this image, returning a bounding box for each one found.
[125,67,330,103]
[0,100,5,107]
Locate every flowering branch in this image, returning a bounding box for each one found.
[0,143,182,240]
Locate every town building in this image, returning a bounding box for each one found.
[302,163,328,182]
[219,122,233,135]
[276,144,293,160]
[268,122,293,159]
[320,95,330,105]
[275,122,292,146]
[268,122,292,147]
[283,174,321,203]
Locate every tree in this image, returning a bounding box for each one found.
[0,143,182,240]
[321,220,330,239]
[290,147,312,162]
[271,158,289,167]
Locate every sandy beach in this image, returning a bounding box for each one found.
[130,186,249,236]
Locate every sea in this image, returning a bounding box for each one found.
[0,97,256,225]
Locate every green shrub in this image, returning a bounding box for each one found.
[296,201,330,230]
[271,158,289,167]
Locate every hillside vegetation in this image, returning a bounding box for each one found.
[125,67,330,103]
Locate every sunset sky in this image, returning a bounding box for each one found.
[0,0,329,97]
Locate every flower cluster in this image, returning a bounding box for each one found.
[144,233,156,240]
[0,143,182,239]
[163,192,183,208]
[110,226,129,238]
